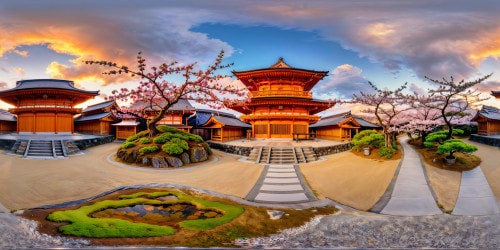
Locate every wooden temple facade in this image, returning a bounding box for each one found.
[74,100,119,135]
[229,58,334,139]
[0,79,98,134]
[188,109,251,142]
[472,105,500,135]
[310,111,381,141]
[152,99,195,132]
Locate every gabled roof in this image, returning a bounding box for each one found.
[112,120,140,126]
[189,109,251,128]
[82,100,117,113]
[131,98,195,112]
[492,90,500,98]
[0,109,16,122]
[472,105,500,121]
[74,111,117,122]
[310,111,359,128]
[354,116,381,128]
[310,111,381,129]
[0,79,99,95]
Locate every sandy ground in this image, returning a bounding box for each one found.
[0,143,263,211]
[423,163,461,212]
[300,152,399,211]
[465,139,500,201]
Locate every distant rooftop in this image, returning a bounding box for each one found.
[0,109,16,122]
[82,100,116,113]
[473,105,500,121]
[0,79,99,95]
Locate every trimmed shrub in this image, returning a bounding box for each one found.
[139,145,159,154]
[153,132,175,144]
[121,142,135,149]
[157,125,184,134]
[378,146,397,159]
[424,129,465,148]
[437,139,477,157]
[162,138,189,155]
[156,125,204,142]
[351,130,384,150]
[139,137,151,144]
[125,130,149,143]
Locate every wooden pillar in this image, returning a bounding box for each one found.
[33,112,36,133]
[55,112,58,134]
[267,121,271,138]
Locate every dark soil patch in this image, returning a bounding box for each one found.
[408,138,481,172]
[22,188,337,247]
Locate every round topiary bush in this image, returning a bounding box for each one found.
[351,130,384,151]
[139,145,159,154]
[139,137,151,144]
[162,138,189,155]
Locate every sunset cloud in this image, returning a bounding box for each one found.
[314,64,370,99]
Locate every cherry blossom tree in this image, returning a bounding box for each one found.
[425,74,491,140]
[352,82,413,147]
[85,50,248,135]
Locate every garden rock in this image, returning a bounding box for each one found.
[267,210,285,220]
[141,157,151,166]
[166,157,183,168]
[190,147,208,163]
[151,157,168,168]
[180,153,190,164]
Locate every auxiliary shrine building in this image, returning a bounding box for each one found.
[229,58,335,139]
[0,79,98,134]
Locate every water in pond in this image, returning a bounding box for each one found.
[92,203,222,227]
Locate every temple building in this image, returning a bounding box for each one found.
[0,109,16,133]
[113,118,141,139]
[188,109,251,142]
[310,111,381,141]
[152,99,195,132]
[472,105,500,135]
[229,58,335,138]
[492,90,500,99]
[74,100,120,135]
[0,79,98,134]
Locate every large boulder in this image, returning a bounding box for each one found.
[118,149,137,163]
[151,157,168,168]
[141,156,151,166]
[166,157,184,168]
[180,153,191,165]
[190,147,208,163]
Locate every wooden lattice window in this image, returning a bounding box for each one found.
[271,124,291,135]
[255,124,268,134]
[293,124,307,134]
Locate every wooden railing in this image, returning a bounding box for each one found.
[241,114,319,121]
[293,133,316,142]
[251,90,312,98]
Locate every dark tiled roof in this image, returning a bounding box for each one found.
[0,79,99,94]
[168,99,195,111]
[309,111,352,128]
[83,100,116,113]
[188,109,251,128]
[0,109,16,122]
[74,111,114,122]
[310,111,381,129]
[476,105,500,120]
[354,117,381,128]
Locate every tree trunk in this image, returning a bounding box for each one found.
[421,131,429,146]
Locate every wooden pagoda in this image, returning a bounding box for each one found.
[0,79,98,134]
[229,58,335,138]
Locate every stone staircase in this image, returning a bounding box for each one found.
[12,140,69,158]
[248,146,318,164]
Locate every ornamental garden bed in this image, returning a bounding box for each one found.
[408,137,481,172]
[116,125,213,168]
[22,188,337,247]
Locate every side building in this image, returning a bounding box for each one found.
[0,110,16,133]
[0,79,98,134]
[472,105,500,135]
[74,100,120,135]
[310,111,381,141]
[188,109,251,142]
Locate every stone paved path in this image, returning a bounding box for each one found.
[453,167,500,215]
[246,164,316,204]
[381,136,442,216]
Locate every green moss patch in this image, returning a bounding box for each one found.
[47,191,244,238]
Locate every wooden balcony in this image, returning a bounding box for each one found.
[250,90,312,98]
[241,113,319,122]
[9,106,82,113]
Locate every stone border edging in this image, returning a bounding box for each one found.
[28,183,338,210]
[245,165,270,201]
[106,152,219,172]
[294,164,317,201]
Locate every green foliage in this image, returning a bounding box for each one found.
[378,146,397,159]
[139,145,159,154]
[156,125,204,142]
[47,191,244,238]
[437,140,478,156]
[455,125,477,136]
[125,130,149,143]
[121,142,135,149]
[157,125,184,134]
[153,132,175,144]
[139,137,150,144]
[424,129,465,148]
[351,130,384,150]
[162,138,189,155]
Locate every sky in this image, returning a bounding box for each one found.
[0,0,499,115]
